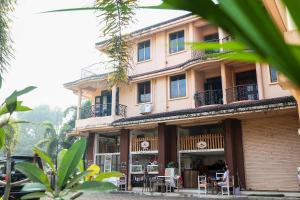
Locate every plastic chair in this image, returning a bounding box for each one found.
[198,175,207,195]
[221,175,234,196]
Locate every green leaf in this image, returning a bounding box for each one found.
[21,183,46,192]
[94,171,123,182]
[190,41,245,51]
[0,128,5,149]
[216,51,265,62]
[15,86,37,97]
[41,7,101,14]
[71,181,116,191]
[57,139,87,189]
[65,171,91,189]
[21,192,46,200]
[32,147,55,173]
[15,101,32,112]
[282,0,300,31]
[15,163,51,191]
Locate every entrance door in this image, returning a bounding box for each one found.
[235,70,258,101]
[204,77,223,105]
[95,154,120,172]
[95,91,112,117]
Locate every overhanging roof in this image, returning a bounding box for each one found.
[112,96,296,127]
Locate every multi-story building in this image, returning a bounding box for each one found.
[64,3,300,192]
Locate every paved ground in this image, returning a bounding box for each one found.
[76,192,300,200]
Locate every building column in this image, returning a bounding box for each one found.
[158,123,166,175]
[77,88,82,119]
[255,62,265,100]
[223,119,246,189]
[158,124,178,175]
[221,63,228,104]
[111,85,117,116]
[120,129,129,189]
[86,133,95,166]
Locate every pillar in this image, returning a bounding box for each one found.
[221,63,228,104]
[77,88,82,119]
[158,124,178,175]
[223,119,246,189]
[120,129,129,175]
[255,63,265,100]
[86,133,95,166]
[111,85,117,116]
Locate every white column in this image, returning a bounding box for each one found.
[111,85,117,116]
[255,62,265,100]
[221,63,227,104]
[77,88,82,119]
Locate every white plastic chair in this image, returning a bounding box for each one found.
[117,174,127,191]
[221,175,234,196]
[198,175,207,195]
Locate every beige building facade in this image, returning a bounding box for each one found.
[64,1,300,192]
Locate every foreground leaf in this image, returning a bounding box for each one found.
[21,192,46,200]
[65,171,91,189]
[72,181,117,191]
[94,171,123,182]
[21,183,46,192]
[58,139,87,189]
[32,147,55,172]
[15,163,51,191]
[0,128,5,149]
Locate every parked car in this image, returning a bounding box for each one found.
[0,155,44,200]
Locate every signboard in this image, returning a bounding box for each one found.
[196,141,207,149]
[141,140,150,150]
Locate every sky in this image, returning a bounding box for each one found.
[0,0,188,110]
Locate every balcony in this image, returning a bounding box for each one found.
[131,136,158,153]
[80,104,127,119]
[226,84,259,103]
[180,132,224,152]
[194,89,223,107]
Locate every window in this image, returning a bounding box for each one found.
[170,74,186,98]
[138,40,150,62]
[204,33,219,54]
[169,30,185,54]
[269,66,278,83]
[138,81,151,103]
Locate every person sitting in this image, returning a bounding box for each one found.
[217,164,229,187]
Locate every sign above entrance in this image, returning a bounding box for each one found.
[141,141,150,150]
[196,141,207,149]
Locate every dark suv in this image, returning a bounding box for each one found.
[0,155,44,200]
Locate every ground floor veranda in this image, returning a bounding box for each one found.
[82,98,300,192]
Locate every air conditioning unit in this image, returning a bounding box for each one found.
[139,103,152,114]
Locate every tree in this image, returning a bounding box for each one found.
[0,0,16,74]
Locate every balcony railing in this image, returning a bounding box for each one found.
[80,104,127,119]
[194,89,223,107]
[180,133,224,151]
[131,136,158,152]
[226,84,259,103]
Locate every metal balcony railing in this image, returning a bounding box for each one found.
[194,89,223,107]
[226,84,259,103]
[80,104,127,119]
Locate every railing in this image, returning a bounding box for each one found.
[131,136,158,152]
[180,133,224,151]
[226,84,259,103]
[80,104,127,119]
[191,38,221,59]
[194,89,223,107]
[116,104,127,118]
[81,62,111,79]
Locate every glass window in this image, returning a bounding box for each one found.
[269,66,278,83]
[170,74,186,98]
[169,30,185,54]
[138,81,151,103]
[138,40,150,62]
